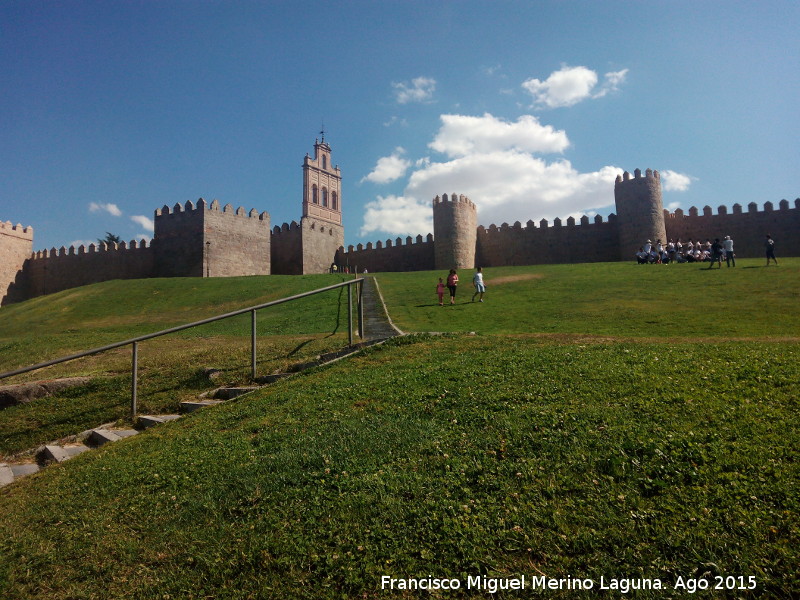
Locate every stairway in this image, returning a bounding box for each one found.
[1,283,401,488]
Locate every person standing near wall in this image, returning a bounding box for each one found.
[765,235,778,266]
[707,238,723,269]
[723,236,735,267]
[447,269,458,305]
[472,267,486,302]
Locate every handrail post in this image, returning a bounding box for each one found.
[251,309,257,380]
[358,279,364,340]
[348,282,353,346]
[131,341,138,420]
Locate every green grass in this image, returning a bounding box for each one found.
[375,258,800,338]
[0,335,797,598]
[0,262,798,598]
[0,274,354,454]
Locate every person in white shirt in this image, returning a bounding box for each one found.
[472,267,486,302]
[723,236,735,267]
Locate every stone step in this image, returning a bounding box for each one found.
[0,461,41,487]
[86,429,122,447]
[179,400,224,414]
[10,463,40,478]
[137,414,182,429]
[87,428,140,447]
[36,444,90,465]
[212,387,259,400]
[255,373,292,384]
[0,463,13,487]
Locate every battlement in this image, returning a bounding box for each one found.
[29,239,150,260]
[432,193,477,210]
[478,213,616,235]
[615,168,660,185]
[666,198,799,219]
[0,221,34,240]
[271,221,301,235]
[345,233,434,253]
[155,198,269,221]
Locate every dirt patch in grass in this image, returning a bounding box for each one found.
[489,273,544,285]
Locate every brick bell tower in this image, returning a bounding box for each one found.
[298,131,345,273]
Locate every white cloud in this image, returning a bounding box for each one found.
[361,148,412,184]
[358,109,690,240]
[660,169,693,192]
[406,152,621,226]
[392,76,436,104]
[130,215,155,231]
[360,195,432,238]
[89,202,123,217]
[69,239,95,249]
[521,65,628,108]
[429,113,569,158]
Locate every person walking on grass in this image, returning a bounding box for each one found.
[436,277,445,306]
[765,234,778,266]
[472,267,486,302]
[723,236,735,267]
[707,238,723,269]
[446,269,458,304]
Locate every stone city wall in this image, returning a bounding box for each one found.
[23,240,155,300]
[476,215,620,267]
[271,221,303,275]
[153,199,270,278]
[663,199,800,258]
[0,221,34,305]
[336,234,435,273]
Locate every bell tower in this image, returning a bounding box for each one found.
[302,131,342,226]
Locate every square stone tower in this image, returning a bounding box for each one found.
[272,135,345,274]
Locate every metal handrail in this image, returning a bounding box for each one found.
[0,278,364,417]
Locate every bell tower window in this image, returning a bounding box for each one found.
[322,155,327,170]
[312,185,318,204]
[322,188,328,207]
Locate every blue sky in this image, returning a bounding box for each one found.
[2,0,798,251]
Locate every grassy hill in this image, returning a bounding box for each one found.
[0,260,798,598]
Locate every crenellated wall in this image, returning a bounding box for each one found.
[154,199,270,278]
[335,189,798,273]
[336,234,435,273]
[476,214,619,266]
[664,199,800,258]
[271,221,304,275]
[23,240,155,299]
[0,221,34,305]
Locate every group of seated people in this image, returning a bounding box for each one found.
[635,238,726,264]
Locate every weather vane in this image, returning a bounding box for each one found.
[320,120,325,142]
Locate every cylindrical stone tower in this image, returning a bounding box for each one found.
[614,168,666,260]
[433,193,477,270]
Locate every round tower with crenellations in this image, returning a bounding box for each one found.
[433,193,477,270]
[614,168,666,260]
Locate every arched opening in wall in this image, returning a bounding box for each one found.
[312,185,318,204]
[322,188,328,207]
[332,192,338,210]
[322,155,327,170]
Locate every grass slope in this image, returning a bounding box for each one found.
[0,262,798,598]
[0,274,353,454]
[375,259,800,338]
[0,335,797,598]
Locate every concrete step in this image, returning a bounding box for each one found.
[0,461,41,487]
[211,387,259,400]
[255,373,292,384]
[179,400,224,414]
[86,429,122,447]
[10,463,40,478]
[0,463,13,487]
[36,444,90,465]
[137,414,182,429]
